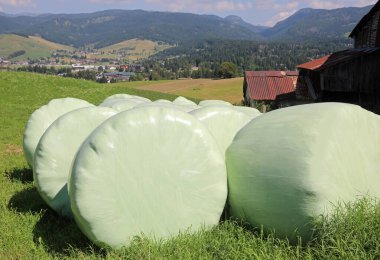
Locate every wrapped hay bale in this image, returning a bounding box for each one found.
[199,100,232,107]
[34,107,117,218]
[233,106,261,119]
[70,107,227,248]
[226,103,380,242]
[23,98,93,168]
[100,94,151,106]
[191,106,252,155]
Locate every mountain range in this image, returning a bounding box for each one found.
[0,5,373,48]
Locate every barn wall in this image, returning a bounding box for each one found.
[354,9,380,48]
[320,52,380,112]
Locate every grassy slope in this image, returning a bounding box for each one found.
[1,71,380,259]
[92,39,172,61]
[124,78,244,104]
[0,34,74,60]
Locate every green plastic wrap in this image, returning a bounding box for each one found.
[69,107,227,248]
[153,99,172,103]
[173,96,197,107]
[99,94,152,107]
[34,107,117,218]
[226,103,380,242]
[100,99,144,112]
[199,100,232,107]
[135,102,196,112]
[23,98,93,168]
[190,106,252,155]
[101,94,151,105]
[233,106,261,118]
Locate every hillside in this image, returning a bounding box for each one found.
[0,10,263,48]
[0,34,74,60]
[261,6,373,41]
[97,39,172,61]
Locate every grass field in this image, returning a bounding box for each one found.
[1,71,380,259]
[123,77,244,104]
[96,39,172,61]
[0,35,170,62]
[0,34,74,60]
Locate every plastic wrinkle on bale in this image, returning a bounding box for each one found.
[226,102,380,243]
[34,107,117,218]
[70,106,227,248]
[190,106,252,156]
[23,98,93,169]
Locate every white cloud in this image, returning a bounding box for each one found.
[0,0,31,5]
[264,9,296,26]
[144,0,254,12]
[354,0,377,6]
[308,1,345,9]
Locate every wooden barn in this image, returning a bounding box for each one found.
[350,1,380,48]
[243,71,314,110]
[297,2,380,113]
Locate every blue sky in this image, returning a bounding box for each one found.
[0,0,377,26]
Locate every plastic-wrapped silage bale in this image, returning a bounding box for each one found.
[34,106,117,218]
[69,107,227,248]
[233,106,261,118]
[23,98,93,168]
[199,100,232,107]
[190,106,252,155]
[226,103,380,242]
[100,94,151,106]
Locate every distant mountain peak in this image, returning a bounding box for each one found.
[261,5,373,41]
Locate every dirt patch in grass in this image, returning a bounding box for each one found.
[5,144,23,155]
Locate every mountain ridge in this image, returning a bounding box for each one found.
[0,5,374,47]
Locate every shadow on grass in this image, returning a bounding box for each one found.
[4,167,33,183]
[8,186,105,256]
[33,211,103,256]
[8,186,48,213]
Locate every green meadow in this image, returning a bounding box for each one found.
[1,71,380,259]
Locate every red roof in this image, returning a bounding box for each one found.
[245,71,297,101]
[297,47,380,71]
[297,55,331,70]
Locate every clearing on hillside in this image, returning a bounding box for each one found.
[93,39,172,61]
[0,34,74,60]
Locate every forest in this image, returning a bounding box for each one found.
[141,39,351,79]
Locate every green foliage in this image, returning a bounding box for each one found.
[7,50,26,59]
[145,39,348,78]
[1,71,380,259]
[129,73,145,81]
[218,62,237,78]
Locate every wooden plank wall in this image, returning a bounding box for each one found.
[319,52,380,112]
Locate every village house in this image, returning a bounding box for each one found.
[104,71,135,81]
